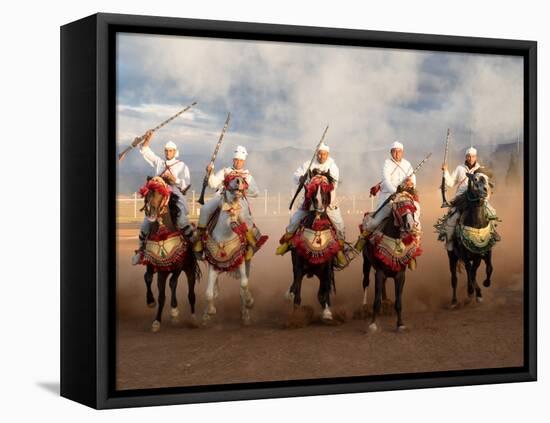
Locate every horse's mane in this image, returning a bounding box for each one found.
[309,168,335,185]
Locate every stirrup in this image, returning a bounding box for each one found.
[245,229,257,247]
[275,242,290,256]
[245,246,254,261]
[336,250,347,266]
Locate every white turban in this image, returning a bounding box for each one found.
[164,141,179,158]
[390,141,404,150]
[233,145,248,160]
[318,142,330,153]
[466,147,477,156]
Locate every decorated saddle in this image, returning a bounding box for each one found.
[203,205,268,272]
[455,222,499,254]
[291,216,340,265]
[368,231,422,272]
[139,226,189,272]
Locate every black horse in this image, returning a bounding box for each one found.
[285,170,341,322]
[444,171,497,307]
[361,191,422,332]
[139,177,201,332]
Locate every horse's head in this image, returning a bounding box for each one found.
[466,172,490,201]
[139,176,172,222]
[391,192,418,238]
[223,173,249,201]
[304,170,334,213]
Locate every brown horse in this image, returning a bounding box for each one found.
[137,176,201,332]
[285,170,342,322]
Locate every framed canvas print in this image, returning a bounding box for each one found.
[60,13,537,409]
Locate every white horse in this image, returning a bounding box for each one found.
[202,175,256,326]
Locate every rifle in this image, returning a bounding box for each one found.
[440,128,451,208]
[371,152,432,218]
[289,125,329,210]
[197,112,231,205]
[117,101,197,162]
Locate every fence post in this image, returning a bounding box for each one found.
[352,195,356,214]
[264,189,268,216]
[133,192,137,219]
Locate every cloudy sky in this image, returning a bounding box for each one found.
[116,32,523,194]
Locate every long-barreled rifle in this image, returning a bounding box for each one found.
[197,112,231,205]
[371,152,432,218]
[117,101,197,162]
[289,125,329,210]
[440,128,451,208]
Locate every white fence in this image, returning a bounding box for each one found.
[116,190,377,222]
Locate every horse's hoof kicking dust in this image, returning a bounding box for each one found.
[151,320,161,333]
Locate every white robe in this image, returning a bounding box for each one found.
[380,158,416,204]
[208,167,259,198]
[444,162,481,197]
[293,157,340,205]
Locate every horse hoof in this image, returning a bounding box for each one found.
[147,301,156,308]
[284,290,295,303]
[449,302,458,310]
[322,309,333,322]
[170,307,180,318]
[206,304,217,316]
[397,325,407,333]
[483,279,491,288]
[476,296,483,303]
[151,320,161,333]
[189,314,200,329]
[368,322,378,333]
[246,297,255,309]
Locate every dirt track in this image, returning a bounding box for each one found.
[116,189,524,390]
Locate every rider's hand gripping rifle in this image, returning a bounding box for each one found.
[117,101,197,162]
[289,125,329,210]
[371,152,432,218]
[197,112,231,205]
[440,128,451,208]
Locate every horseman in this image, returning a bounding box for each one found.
[275,142,347,266]
[193,145,260,260]
[441,146,496,251]
[359,141,421,239]
[132,130,193,264]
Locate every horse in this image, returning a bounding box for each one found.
[438,171,499,307]
[137,176,201,332]
[201,174,268,326]
[284,170,342,323]
[359,190,422,332]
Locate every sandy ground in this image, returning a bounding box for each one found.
[116,187,524,390]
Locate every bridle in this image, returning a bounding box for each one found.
[139,177,172,222]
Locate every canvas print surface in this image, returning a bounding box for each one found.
[115,32,524,390]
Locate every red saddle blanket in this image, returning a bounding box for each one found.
[140,227,188,272]
[292,217,340,265]
[368,232,422,272]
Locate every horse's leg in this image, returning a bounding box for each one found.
[362,250,371,306]
[168,269,181,323]
[239,262,253,326]
[485,250,495,283]
[368,269,385,332]
[472,256,483,302]
[447,251,459,307]
[463,259,475,303]
[394,271,406,331]
[183,266,198,325]
[319,264,333,322]
[202,265,218,324]
[144,266,155,308]
[152,272,168,332]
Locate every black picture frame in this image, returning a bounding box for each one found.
[60,12,537,409]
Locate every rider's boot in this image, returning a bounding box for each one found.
[336,239,347,266]
[354,229,372,252]
[408,258,417,270]
[275,231,294,256]
[245,229,257,248]
[131,231,147,265]
[193,225,206,253]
